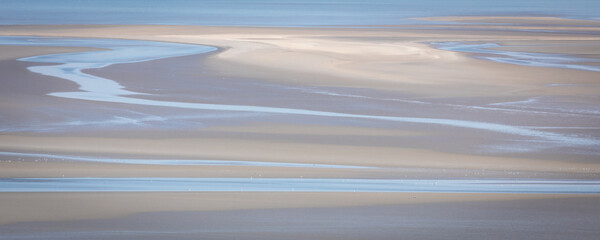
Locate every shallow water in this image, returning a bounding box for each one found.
[1,178,599,193]
[2,36,217,96]
[434,42,600,72]
[0,152,371,169]
[1,0,599,26]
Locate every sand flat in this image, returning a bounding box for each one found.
[2,134,600,173]
[0,192,593,224]
[0,192,598,240]
[1,19,599,174]
[12,24,592,96]
[0,24,598,146]
[0,17,599,238]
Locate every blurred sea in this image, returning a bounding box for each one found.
[1,0,599,26]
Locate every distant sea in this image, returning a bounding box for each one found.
[1,0,599,26]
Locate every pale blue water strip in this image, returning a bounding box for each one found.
[1,178,599,193]
[434,42,600,72]
[2,0,600,26]
[0,152,371,169]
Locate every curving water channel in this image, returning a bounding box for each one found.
[1,178,599,193]
[433,42,600,72]
[1,36,598,149]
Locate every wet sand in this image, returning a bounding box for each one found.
[1,193,598,239]
[0,192,595,222]
[0,16,599,238]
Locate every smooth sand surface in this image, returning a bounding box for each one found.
[2,134,599,176]
[0,16,599,238]
[0,192,593,224]
[0,45,100,61]
[1,193,598,239]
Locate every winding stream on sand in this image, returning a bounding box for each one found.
[434,42,600,72]
[0,36,598,148]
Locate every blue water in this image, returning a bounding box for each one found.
[434,42,600,72]
[1,178,599,193]
[2,36,217,96]
[1,0,599,26]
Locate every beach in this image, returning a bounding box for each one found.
[1,16,599,239]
